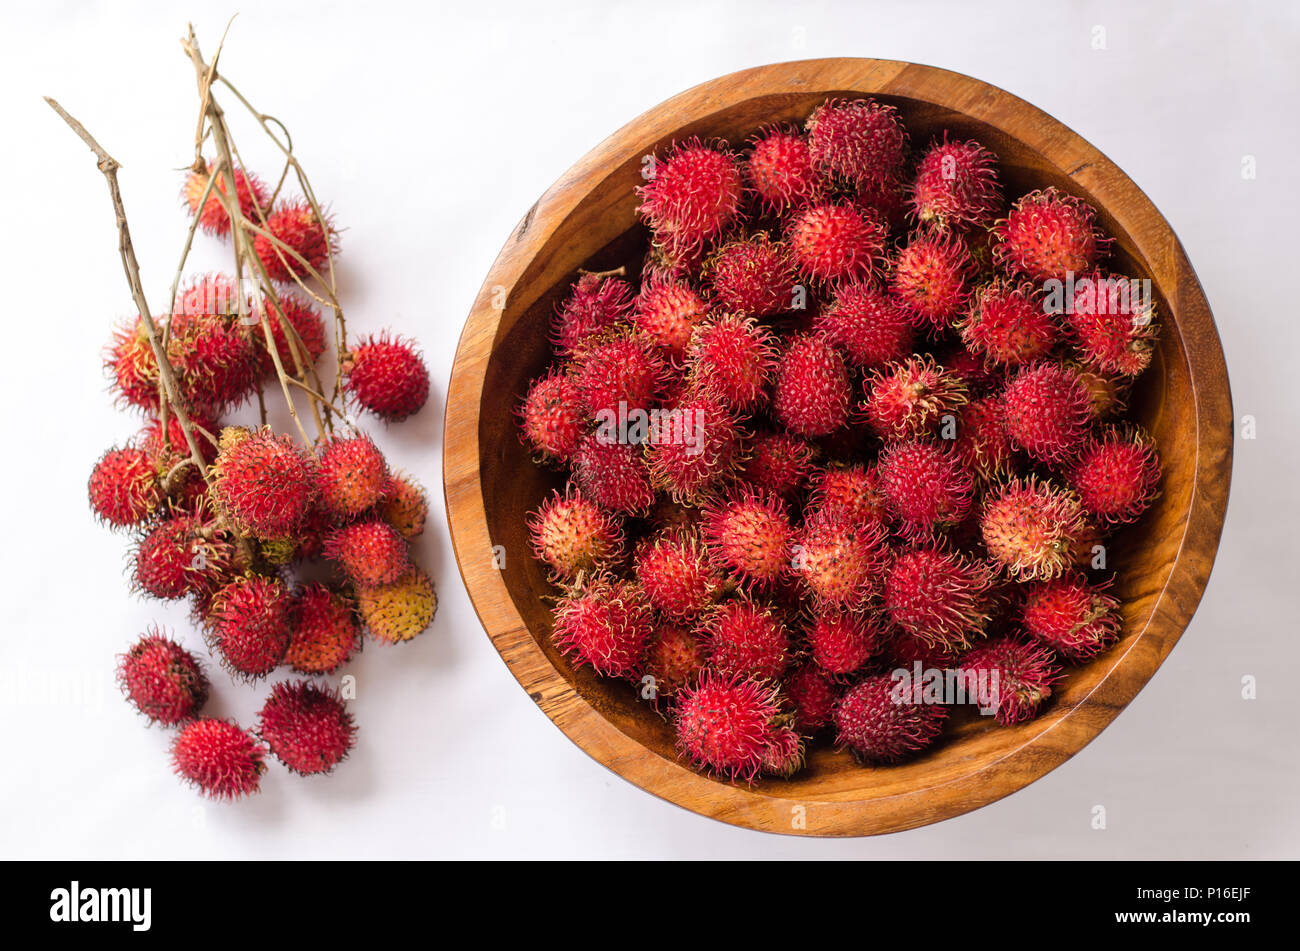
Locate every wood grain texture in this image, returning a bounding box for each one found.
[443,59,1233,836]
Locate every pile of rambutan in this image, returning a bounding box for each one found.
[517,97,1161,782]
[82,52,436,801]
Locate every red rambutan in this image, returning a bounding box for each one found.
[646,388,741,504]
[684,314,778,412]
[806,98,908,191]
[772,333,852,437]
[701,489,795,588]
[253,293,328,377]
[961,279,1058,366]
[1000,362,1093,463]
[341,332,430,422]
[806,610,887,676]
[211,427,318,538]
[634,527,722,620]
[316,433,389,520]
[952,395,1016,480]
[258,680,357,775]
[862,354,969,441]
[552,273,636,355]
[1020,573,1121,662]
[705,233,797,317]
[834,674,948,763]
[701,598,791,682]
[182,160,267,237]
[785,663,840,733]
[909,137,1002,230]
[813,280,914,369]
[324,518,410,588]
[106,316,161,412]
[634,276,709,357]
[528,486,625,580]
[138,410,221,466]
[172,718,266,799]
[673,671,784,782]
[637,139,745,256]
[571,432,655,515]
[980,477,1089,580]
[1064,272,1158,376]
[1066,427,1161,525]
[883,545,995,651]
[877,439,975,538]
[133,513,236,601]
[551,573,655,679]
[517,369,586,463]
[285,584,362,674]
[89,446,163,529]
[736,430,815,500]
[786,202,888,286]
[793,514,888,609]
[206,575,292,678]
[571,331,666,416]
[745,124,821,216]
[890,229,974,335]
[117,628,209,725]
[960,636,1062,725]
[805,464,888,528]
[642,623,707,698]
[992,187,1109,282]
[253,200,336,283]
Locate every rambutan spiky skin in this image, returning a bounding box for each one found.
[772,334,852,437]
[211,427,319,538]
[342,332,430,422]
[643,623,707,698]
[552,273,636,355]
[805,464,888,528]
[89,446,163,529]
[941,345,1002,395]
[745,124,821,216]
[528,486,625,580]
[182,161,268,236]
[883,545,995,652]
[634,276,709,357]
[571,331,667,416]
[1068,361,1129,419]
[571,433,655,516]
[813,280,914,369]
[1020,574,1121,662]
[518,370,586,463]
[737,430,815,500]
[834,674,948,764]
[862,354,969,441]
[258,680,357,775]
[785,663,840,733]
[254,293,328,377]
[324,518,410,588]
[806,611,887,676]
[786,202,888,286]
[138,410,221,467]
[637,138,745,256]
[701,489,795,588]
[1066,427,1161,525]
[885,629,963,671]
[685,314,778,412]
[890,229,975,335]
[133,514,236,601]
[206,575,292,678]
[806,98,908,191]
[705,233,797,317]
[793,514,888,609]
[645,388,741,504]
[702,598,792,681]
[379,472,428,539]
[316,434,389,520]
[106,316,161,412]
[551,574,654,679]
[356,568,437,643]
[953,396,1016,480]
[960,636,1062,725]
[877,440,975,539]
[673,671,784,783]
[909,137,1002,230]
[169,320,260,415]
[285,584,362,674]
[762,726,805,778]
[961,280,1058,366]
[171,718,267,800]
[992,187,1110,282]
[253,200,336,282]
[1064,272,1158,376]
[980,477,1089,581]
[1000,362,1093,463]
[117,628,209,725]
[634,528,722,620]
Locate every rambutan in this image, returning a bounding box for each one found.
[378,472,428,539]
[552,273,636,355]
[182,160,267,237]
[700,489,794,587]
[862,354,969,441]
[705,233,796,317]
[133,513,235,601]
[877,439,975,538]
[637,138,744,256]
[138,410,221,466]
[883,545,995,651]
[253,293,328,377]
[117,628,209,725]
[941,345,1001,395]
[172,718,266,800]
[684,314,778,412]
[813,280,913,369]
[1000,362,1093,463]
[805,464,888,528]
[571,432,655,515]
[786,202,888,286]
[793,514,888,609]
[355,568,438,643]
[285,584,362,674]
[785,663,840,733]
[890,229,974,334]
[341,332,429,422]
[169,317,260,414]
[960,636,1062,725]
[736,430,815,500]
[211,427,318,538]
[106,316,161,411]
[952,395,1016,480]
[834,674,948,764]
[642,623,707,698]
[673,671,784,782]
[992,187,1109,282]
[634,528,721,619]
[571,331,666,416]
[205,575,292,678]
[745,124,820,216]
[646,388,741,504]
[772,333,852,437]
[1064,272,1158,376]
[702,598,791,682]
[518,369,586,463]
[806,610,887,676]
[551,573,654,678]
[909,137,1002,230]
[1068,361,1129,419]
[980,477,1089,580]
[634,276,709,357]
[961,279,1058,366]
[762,726,805,778]
[324,518,410,588]
[258,680,357,775]
[885,629,963,671]
[806,98,907,191]
[89,446,163,528]
[529,486,625,580]
[1020,574,1121,662]
[316,434,389,520]
[253,200,336,282]
[1066,427,1161,525]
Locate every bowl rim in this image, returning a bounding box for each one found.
[443,57,1234,837]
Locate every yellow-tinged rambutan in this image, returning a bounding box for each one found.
[355,568,438,644]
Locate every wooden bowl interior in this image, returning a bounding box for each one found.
[477,90,1188,800]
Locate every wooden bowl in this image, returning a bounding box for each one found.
[443,59,1233,836]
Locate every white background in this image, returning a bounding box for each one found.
[0,0,1296,859]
